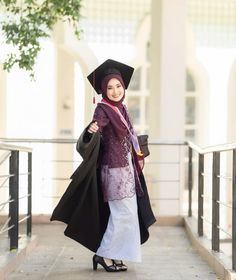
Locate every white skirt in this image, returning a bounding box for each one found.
[96,194,141,262]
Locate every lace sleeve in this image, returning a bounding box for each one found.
[93,106,110,133]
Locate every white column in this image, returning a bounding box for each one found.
[149,0,186,217]
[53,22,97,127]
[149,0,162,140]
[160,0,185,140]
[228,59,236,142]
[55,47,75,139]
[149,0,185,140]
[49,46,75,210]
[0,64,7,136]
[51,23,98,213]
[0,65,8,214]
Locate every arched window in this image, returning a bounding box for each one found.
[129,67,141,91]
[127,61,149,134]
[125,13,150,134]
[185,69,197,141]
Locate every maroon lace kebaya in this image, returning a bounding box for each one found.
[93,103,144,202]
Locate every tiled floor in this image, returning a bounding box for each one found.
[6,224,221,280]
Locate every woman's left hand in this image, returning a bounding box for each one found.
[138,159,144,170]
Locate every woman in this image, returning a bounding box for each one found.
[50,59,156,273]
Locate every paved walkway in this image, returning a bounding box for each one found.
[7,224,221,280]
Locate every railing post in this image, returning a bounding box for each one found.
[232,149,236,270]
[212,151,220,251]
[198,153,204,236]
[8,150,19,250]
[188,147,193,217]
[27,152,32,237]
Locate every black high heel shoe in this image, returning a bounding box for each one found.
[92,255,120,272]
[112,260,128,271]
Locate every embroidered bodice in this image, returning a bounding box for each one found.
[93,103,143,202]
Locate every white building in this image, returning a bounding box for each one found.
[0,0,236,227]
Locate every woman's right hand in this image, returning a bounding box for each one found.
[87,121,99,134]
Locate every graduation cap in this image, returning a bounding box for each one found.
[87,59,134,96]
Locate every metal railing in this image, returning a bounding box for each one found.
[0,138,187,216]
[0,142,32,250]
[2,137,236,271]
[188,141,236,270]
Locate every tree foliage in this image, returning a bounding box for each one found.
[0,0,82,78]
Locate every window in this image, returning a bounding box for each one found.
[128,96,140,124]
[185,69,197,142]
[129,67,141,90]
[185,97,196,125]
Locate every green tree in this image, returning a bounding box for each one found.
[0,0,83,78]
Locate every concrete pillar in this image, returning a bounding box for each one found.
[148,0,186,216]
[55,47,75,139]
[0,65,8,214]
[228,60,236,142]
[149,1,162,140]
[51,46,75,207]
[0,64,7,137]
[225,59,236,235]
[53,22,97,128]
[150,0,185,141]
[50,22,98,212]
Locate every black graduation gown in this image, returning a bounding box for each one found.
[50,128,156,252]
